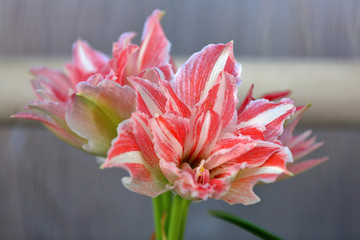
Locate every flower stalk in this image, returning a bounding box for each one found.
[153,192,191,240]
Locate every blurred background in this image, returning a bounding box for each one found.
[1,0,359,239]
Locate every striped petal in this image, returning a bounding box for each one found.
[279,105,309,145]
[30,67,73,101]
[102,119,167,197]
[150,113,190,183]
[186,109,222,166]
[173,42,241,106]
[237,98,296,141]
[132,112,161,173]
[12,100,86,149]
[138,64,174,84]
[221,148,292,205]
[277,157,328,181]
[197,71,238,129]
[137,9,171,71]
[66,40,109,84]
[159,80,191,118]
[110,32,139,85]
[129,77,167,117]
[204,135,257,170]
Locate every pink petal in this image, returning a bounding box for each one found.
[284,157,328,177]
[232,126,264,140]
[159,80,191,118]
[138,64,174,84]
[237,84,254,114]
[66,40,110,84]
[102,119,167,197]
[261,90,291,101]
[173,162,230,201]
[278,105,309,145]
[212,141,286,176]
[65,94,119,156]
[76,76,136,121]
[150,113,190,183]
[128,77,167,117]
[197,71,238,129]
[221,148,292,205]
[110,32,139,85]
[186,109,222,166]
[12,101,86,149]
[173,42,241,106]
[137,9,171,70]
[132,112,161,172]
[204,135,257,170]
[31,67,73,101]
[237,98,296,141]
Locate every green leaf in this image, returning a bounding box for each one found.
[208,210,283,240]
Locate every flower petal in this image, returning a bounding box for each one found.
[129,76,167,117]
[76,75,136,121]
[149,113,190,183]
[221,148,292,205]
[197,71,238,129]
[278,105,309,145]
[282,157,328,179]
[31,67,73,101]
[237,98,296,141]
[138,64,174,84]
[173,42,241,106]
[132,112,161,172]
[102,119,167,197]
[261,90,291,101]
[237,84,254,114]
[110,32,139,85]
[65,93,118,156]
[186,109,222,165]
[204,135,257,170]
[159,80,191,118]
[66,40,109,84]
[12,100,86,149]
[137,9,171,70]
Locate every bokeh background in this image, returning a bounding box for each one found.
[1,0,359,239]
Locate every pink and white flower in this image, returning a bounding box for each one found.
[103,42,298,205]
[12,9,173,156]
[239,86,328,180]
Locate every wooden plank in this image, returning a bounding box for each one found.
[0,0,359,58]
[1,57,359,124]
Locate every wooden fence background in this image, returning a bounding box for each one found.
[1,0,360,239]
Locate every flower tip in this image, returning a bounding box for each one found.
[99,163,106,169]
[152,9,166,19]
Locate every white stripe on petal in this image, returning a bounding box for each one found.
[240,103,294,128]
[201,45,230,99]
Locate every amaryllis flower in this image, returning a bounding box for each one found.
[103,42,298,205]
[238,85,327,179]
[12,9,173,156]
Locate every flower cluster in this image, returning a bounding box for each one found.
[14,9,326,205]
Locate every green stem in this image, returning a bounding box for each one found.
[153,193,191,240]
[178,198,191,240]
[167,194,191,240]
[152,195,163,240]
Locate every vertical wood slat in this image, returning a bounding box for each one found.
[0,0,359,57]
[1,123,359,239]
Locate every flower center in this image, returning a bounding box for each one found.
[194,160,210,185]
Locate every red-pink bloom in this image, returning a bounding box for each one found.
[239,86,328,179]
[103,42,298,205]
[12,9,173,156]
